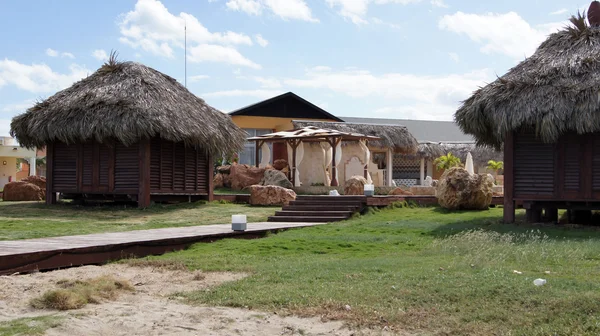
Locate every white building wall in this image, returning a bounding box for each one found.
[0,157,17,190]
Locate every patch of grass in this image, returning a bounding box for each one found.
[148,207,600,335]
[31,276,133,310]
[0,202,279,240]
[126,258,188,271]
[0,315,62,335]
[214,188,250,195]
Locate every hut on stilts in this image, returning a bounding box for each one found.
[456,3,600,223]
[10,55,246,207]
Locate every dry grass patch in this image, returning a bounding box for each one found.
[125,258,188,271]
[31,276,133,310]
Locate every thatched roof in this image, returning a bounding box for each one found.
[10,58,246,156]
[455,11,600,148]
[292,120,418,154]
[404,142,502,166]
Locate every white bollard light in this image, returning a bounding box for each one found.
[231,214,247,231]
[363,184,374,196]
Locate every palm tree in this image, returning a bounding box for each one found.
[434,153,462,171]
[486,160,504,175]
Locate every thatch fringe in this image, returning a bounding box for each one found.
[402,142,502,166]
[11,60,246,156]
[292,120,418,154]
[455,10,600,148]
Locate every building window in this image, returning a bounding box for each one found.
[238,129,273,166]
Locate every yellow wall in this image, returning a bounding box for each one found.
[230,115,338,132]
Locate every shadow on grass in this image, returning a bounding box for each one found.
[428,208,600,241]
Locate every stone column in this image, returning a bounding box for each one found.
[420,158,425,185]
[259,142,271,168]
[387,149,393,186]
[29,157,36,176]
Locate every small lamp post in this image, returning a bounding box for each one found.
[231,214,247,231]
[364,184,374,196]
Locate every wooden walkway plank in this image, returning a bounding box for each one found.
[0,222,326,275]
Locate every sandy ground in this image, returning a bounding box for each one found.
[0,264,395,336]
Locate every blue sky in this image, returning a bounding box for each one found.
[0,0,590,135]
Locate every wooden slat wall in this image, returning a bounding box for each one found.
[592,134,600,191]
[114,142,139,191]
[150,138,209,194]
[53,142,78,191]
[514,132,555,197]
[82,143,94,186]
[99,145,110,187]
[563,135,581,192]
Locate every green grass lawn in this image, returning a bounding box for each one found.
[139,206,600,335]
[0,201,279,240]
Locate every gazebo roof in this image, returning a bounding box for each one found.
[247,126,380,143]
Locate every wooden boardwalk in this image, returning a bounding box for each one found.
[0,222,325,275]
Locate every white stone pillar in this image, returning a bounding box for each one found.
[427,160,433,179]
[320,142,332,186]
[334,142,342,184]
[420,158,425,185]
[294,142,304,187]
[29,157,37,176]
[259,143,271,168]
[387,149,393,186]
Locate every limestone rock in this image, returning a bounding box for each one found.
[3,181,44,201]
[217,165,231,174]
[230,164,266,190]
[423,176,433,187]
[272,159,289,171]
[436,167,493,210]
[213,173,224,188]
[409,186,436,196]
[388,187,414,196]
[21,176,46,190]
[248,185,296,206]
[344,176,367,195]
[260,169,293,189]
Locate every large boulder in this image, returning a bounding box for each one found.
[213,173,224,188]
[409,186,436,196]
[436,167,494,210]
[388,187,414,196]
[248,185,296,206]
[272,159,289,171]
[21,176,46,190]
[260,169,293,189]
[3,181,44,201]
[217,165,231,174]
[344,176,367,195]
[229,164,266,190]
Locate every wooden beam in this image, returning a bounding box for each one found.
[331,137,340,187]
[207,153,214,202]
[503,131,515,223]
[45,143,56,205]
[108,142,115,192]
[138,138,151,208]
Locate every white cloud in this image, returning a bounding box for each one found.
[226,0,262,15]
[1,99,35,113]
[282,66,492,120]
[46,48,76,59]
[0,59,90,93]
[448,52,459,63]
[326,0,422,25]
[550,8,568,16]
[430,0,448,8]
[203,89,283,99]
[226,0,318,22]
[371,17,402,29]
[46,48,59,57]
[439,11,564,59]
[255,34,269,47]
[254,76,281,88]
[92,49,109,61]
[188,44,261,69]
[0,119,12,136]
[118,0,254,63]
[189,74,210,82]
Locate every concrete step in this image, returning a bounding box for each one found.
[296,195,367,201]
[275,210,354,217]
[268,216,348,223]
[282,205,360,212]
[290,200,364,206]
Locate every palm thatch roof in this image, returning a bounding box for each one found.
[405,142,503,166]
[292,120,418,154]
[455,11,600,148]
[11,57,246,156]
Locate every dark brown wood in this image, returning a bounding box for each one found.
[108,143,115,192]
[45,143,56,205]
[292,140,297,185]
[138,138,151,208]
[255,140,261,168]
[504,131,515,223]
[583,134,593,199]
[92,142,100,190]
[331,137,341,187]
[208,153,214,202]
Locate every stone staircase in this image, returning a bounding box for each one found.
[268,195,367,223]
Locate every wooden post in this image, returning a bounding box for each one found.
[503,132,515,223]
[45,143,56,205]
[291,140,298,185]
[331,137,340,187]
[255,141,261,167]
[387,148,393,186]
[138,139,151,208]
[207,153,214,202]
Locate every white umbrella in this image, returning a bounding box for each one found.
[465,152,475,175]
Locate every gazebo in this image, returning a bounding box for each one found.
[455,5,600,223]
[248,126,380,186]
[10,56,246,207]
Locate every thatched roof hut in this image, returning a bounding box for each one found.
[455,12,600,149]
[413,142,503,166]
[11,59,246,156]
[292,120,419,154]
